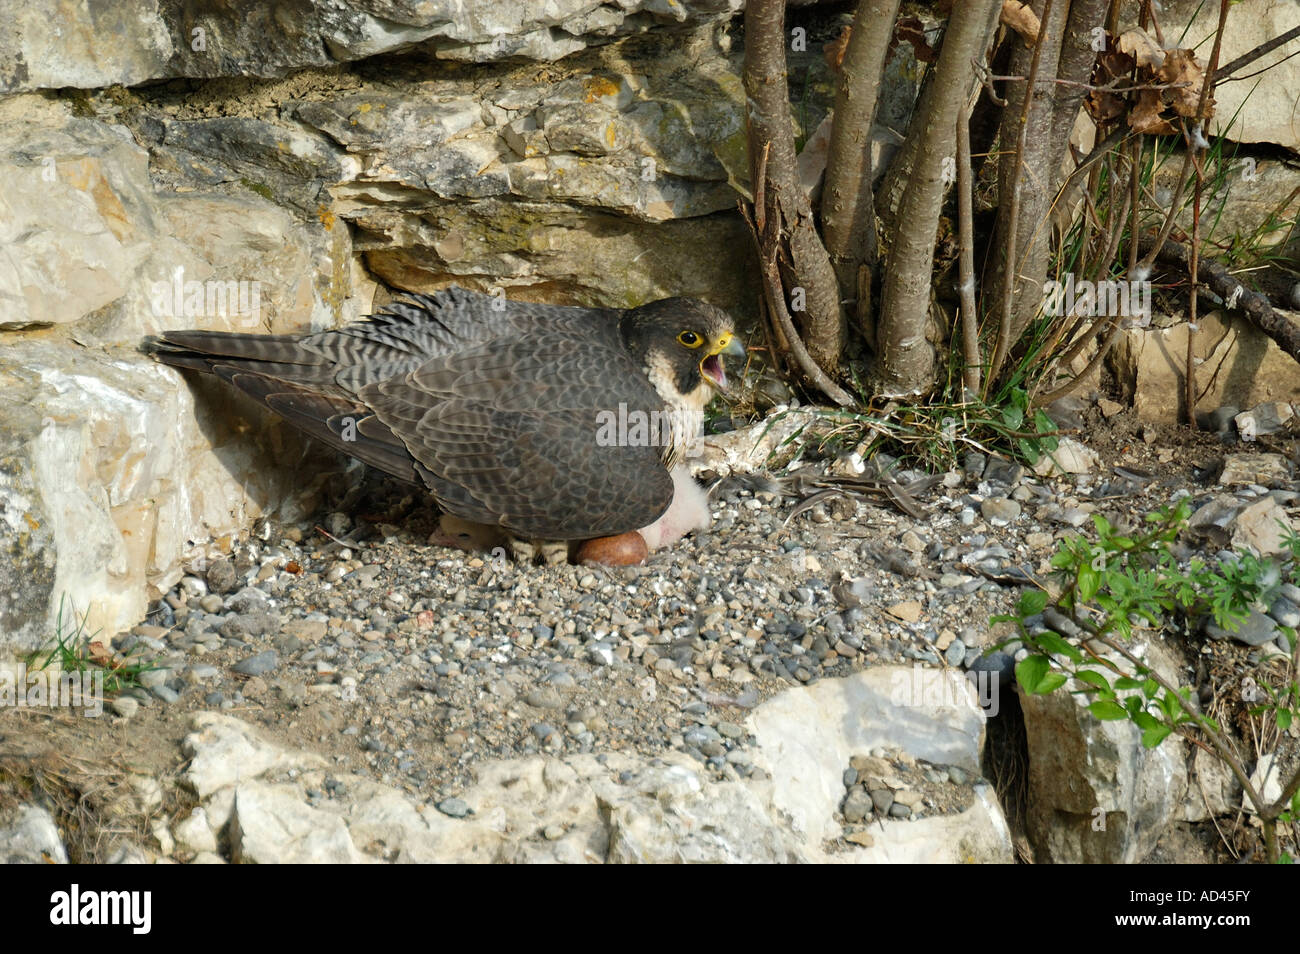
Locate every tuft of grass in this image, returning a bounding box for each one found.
[26,595,160,696]
[828,322,1061,473]
[794,384,1059,474]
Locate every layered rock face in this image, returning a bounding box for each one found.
[0,1,745,91]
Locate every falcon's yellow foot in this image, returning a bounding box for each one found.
[507,536,569,566]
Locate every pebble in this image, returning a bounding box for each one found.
[348,565,383,586]
[110,697,139,719]
[1206,611,1280,647]
[532,723,560,744]
[206,558,238,594]
[842,787,874,823]
[980,498,1022,526]
[944,639,966,667]
[138,668,169,689]
[716,721,744,739]
[436,797,471,818]
[233,650,279,676]
[1267,597,1300,629]
[179,576,208,599]
[524,687,563,709]
[886,601,924,623]
[983,459,1024,486]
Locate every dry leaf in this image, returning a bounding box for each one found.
[87,641,114,668]
[895,16,937,64]
[1001,0,1040,45]
[1086,88,1126,124]
[1130,88,1176,135]
[824,25,851,73]
[1116,28,1165,69]
[1159,48,1212,119]
[1085,41,1133,124]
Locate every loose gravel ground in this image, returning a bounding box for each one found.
[90,408,1297,813]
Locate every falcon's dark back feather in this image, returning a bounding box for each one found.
[145,287,678,539]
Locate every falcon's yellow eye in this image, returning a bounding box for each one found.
[677,331,703,348]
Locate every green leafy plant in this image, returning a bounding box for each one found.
[990,501,1300,863]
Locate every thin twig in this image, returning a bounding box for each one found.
[1141,235,1300,364]
[1214,23,1300,83]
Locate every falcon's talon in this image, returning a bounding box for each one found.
[505,537,567,566]
[539,541,569,566]
[144,285,742,556]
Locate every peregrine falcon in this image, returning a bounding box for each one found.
[146,286,745,563]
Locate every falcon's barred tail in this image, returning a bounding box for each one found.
[143,332,420,483]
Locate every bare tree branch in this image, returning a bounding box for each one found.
[742,204,857,407]
[988,0,1060,388]
[743,0,846,374]
[1185,1,1232,429]
[873,0,1002,396]
[1142,234,1300,365]
[1214,23,1300,83]
[822,1,901,313]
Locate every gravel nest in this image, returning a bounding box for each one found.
[109,445,1300,805]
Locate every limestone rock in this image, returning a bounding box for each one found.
[0,804,68,864]
[231,781,366,865]
[0,106,364,651]
[1150,159,1300,260]
[183,711,328,800]
[1019,641,1188,864]
[1032,437,1099,477]
[1111,310,1300,425]
[0,1,745,93]
[1229,497,1291,556]
[173,808,219,855]
[748,667,1011,863]
[0,115,154,330]
[1218,453,1294,487]
[1182,748,1241,822]
[1243,752,1284,815]
[1234,402,1296,442]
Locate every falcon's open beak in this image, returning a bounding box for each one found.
[700,333,746,391]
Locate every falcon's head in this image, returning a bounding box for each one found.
[619,298,746,413]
